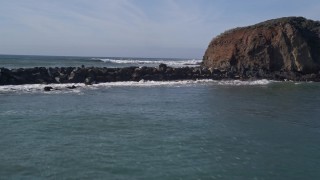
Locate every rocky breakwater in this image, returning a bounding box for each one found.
[0,64,215,86]
[202,17,320,81]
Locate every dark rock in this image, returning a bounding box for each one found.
[54,73,67,83]
[95,76,108,82]
[105,75,115,82]
[132,72,141,81]
[44,86,53,91]
[47,67,59,78]
[12,75,27,84]
[165,67,173,74]
[158,63,168,72]
[68,69,86,83]
[66,85,77,89]
[65,67,75,75]
[85,77,94,85]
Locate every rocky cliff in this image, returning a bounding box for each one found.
[203,17,320,75]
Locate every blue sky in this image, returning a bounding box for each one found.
[0,0,319,58]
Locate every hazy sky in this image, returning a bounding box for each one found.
[0,0,319,58]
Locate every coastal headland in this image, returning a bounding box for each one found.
[1,17,320,86]
[203,17,320,76]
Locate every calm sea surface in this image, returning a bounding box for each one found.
[1,55,320,179]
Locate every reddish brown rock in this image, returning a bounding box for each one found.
[202,17,320,74]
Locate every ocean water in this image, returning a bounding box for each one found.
[0,55,201,69]
[1,55,320,179]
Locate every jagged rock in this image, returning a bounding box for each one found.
[158,63,167,72]
[84,77,94,85]
[203,17,320,75]
[47,67,59,78]
[68,69,86,83]
[132,72,140,81]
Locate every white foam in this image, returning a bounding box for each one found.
[97,58,202,67]
[217,79,273,86]
[0,79,276,94]
[92,79,214,88]
[0,83,83,94]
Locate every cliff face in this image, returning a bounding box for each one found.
[203,17,320,74]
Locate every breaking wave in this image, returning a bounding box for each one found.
[217,79,273,86]
[0,79,277,94]
[93,58,202,67]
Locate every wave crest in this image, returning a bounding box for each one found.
[217,79,273,86]
[95,58,202,67]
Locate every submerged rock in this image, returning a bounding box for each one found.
[66,85,77,89]
[44,86,53,91]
